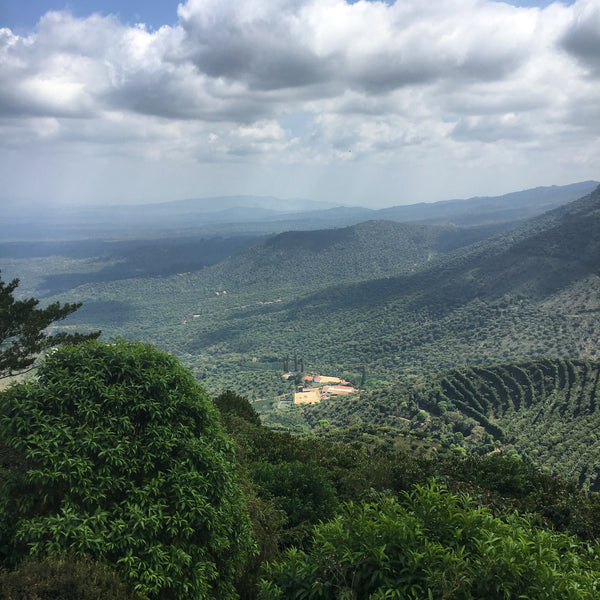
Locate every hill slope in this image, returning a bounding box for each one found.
[302,358,600,491]
[378,180,599,226]
[191,219,514,292]
[50,185,600,399]
[171,184,599,379]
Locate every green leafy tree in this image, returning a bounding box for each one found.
[214,390,261,426]
[260,480,600,599]
[0,339,254,600]
[251,460,338,534]
[0,272,100,378]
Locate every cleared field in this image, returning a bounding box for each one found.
[294,388,321,404]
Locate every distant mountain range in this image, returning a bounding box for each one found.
[1,181,597,241]
[48,182,599,381]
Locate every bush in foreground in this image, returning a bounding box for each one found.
[260,480,600,599]
[0,339,254,599]
[0,554,141,600]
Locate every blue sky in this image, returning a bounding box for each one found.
[0,0,597,209]
[1,1,179,33]
[1,1,576,32]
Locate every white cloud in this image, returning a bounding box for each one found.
[561,0,600,74]
[0,0,598,207]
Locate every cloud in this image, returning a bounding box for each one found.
[176,0,537,94]
[177,0,334,91]
[0,0,598,206]
[561,0,600,75]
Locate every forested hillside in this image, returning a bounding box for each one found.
[21,184,596,400]
[0,235,265,297]
[302,358,600,490]
[2,185,600,599]
[377,179,599,225]
[170,219,512,292]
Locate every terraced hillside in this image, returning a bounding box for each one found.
[435,360,600,486]
[303,358,600,490]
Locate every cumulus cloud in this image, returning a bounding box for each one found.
[561,0,600,74]
[176,0,537,93]
[0,0,598,206]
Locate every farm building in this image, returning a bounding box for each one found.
[322,385,357,396]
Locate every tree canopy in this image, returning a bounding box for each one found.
[0,339,254,599]
[261,481,600,599]
[0,271,100,378]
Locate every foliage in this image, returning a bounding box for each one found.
[443,453,600,541]
[260,480,600,600]
[0,554,142,600]
[2,189,600,599]
[0,339,254,600]
[251,460,339,533]
[215,390,262,426]
[25,185,598,407]
[304,358,600,491]
[0,271,100,378]
[235,486,288,600]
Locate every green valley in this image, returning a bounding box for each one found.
[30,184,598,397]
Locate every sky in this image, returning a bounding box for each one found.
[0,0,598,209]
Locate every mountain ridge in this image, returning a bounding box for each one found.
[47,184,600,400]
[1,180,597,241]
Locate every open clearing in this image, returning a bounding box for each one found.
[294,388,321,404]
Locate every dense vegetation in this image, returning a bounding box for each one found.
[3,345,600,598]
[261,482,600,599]
[23,183,594,404]
[0,235,264,297]
[0,340,253,599]
[1,184,599,597]
[302,358,600,489]
[0,554,142,600]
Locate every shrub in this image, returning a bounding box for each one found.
[0,339,254,600]
[251,460,338,533]
[0,554,141,600]
[214,390,262,426]
[260,480,600,599]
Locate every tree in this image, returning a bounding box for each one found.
[0,339,254,600]
[260,481,600,599]
[0,272,100,378]
[214,390,261,426]
[251,460,338,533]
